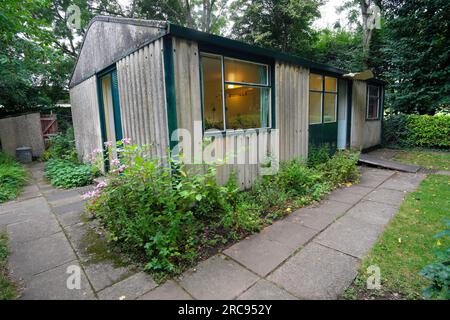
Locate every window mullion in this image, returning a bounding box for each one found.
[221,55,226,131]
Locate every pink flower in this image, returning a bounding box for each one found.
[111,165,127,174]
[81,190,99,200]
[104,141,113,148]
[96,181,107,189]
[93,148,103,154]
[111,158,120,166]
[121,138,131,145]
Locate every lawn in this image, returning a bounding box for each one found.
[393,149,450,171]
[343,174,450,300]
[0,233,16,300]
[0,152,27,203]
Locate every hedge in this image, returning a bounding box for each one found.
[383,114,450,149]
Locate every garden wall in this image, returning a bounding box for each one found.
[0,112,45,157]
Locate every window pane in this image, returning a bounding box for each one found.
[201,55,224,130]
[224,58,267,85]
[368,85,379,97]
[225,85,269,129]
[325,76,337,92]
[309,92,322,124]
[324,93,337,123]
[368,96,379,119]
[309,73,323,91]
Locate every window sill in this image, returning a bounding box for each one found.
[203,127,273,137]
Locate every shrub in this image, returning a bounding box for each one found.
[383,114,450,149]
[45,159,96,189]
[0,232,15,300]
[85,142,360,276]
[0,152,27,203]
[318,150,360,188]
[276,158,323,197]
[308,144,331,167]
[41,127,78,162]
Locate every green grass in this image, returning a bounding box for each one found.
[0,152,27,203]
[344,174,450,300]
[393,149,450,171]
[0,233,16,300]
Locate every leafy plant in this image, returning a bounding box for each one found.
[0,232,15,300]
[0,152,27,203]
[45,159,96,189]
[85,142,360,277]
[419,219,450,299]
[308,144,331,167]
[41,127,78,162]
[383,114,450,149]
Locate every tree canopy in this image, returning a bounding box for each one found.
[0,0,448,115]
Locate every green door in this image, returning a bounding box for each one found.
[308,74,338,152]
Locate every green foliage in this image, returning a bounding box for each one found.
[317,150,360,188]
[41,127,78,162]
[44,159,96,189]
[0,232,15,300]
[383,114,450,149]
[307,144,331,167]
[0,152,27,203]
[86,143,360,276]
[419,219,450,300]
[230,0,321,56]
[381,0,450,115]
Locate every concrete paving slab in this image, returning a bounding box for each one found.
[83,261,135,292]
[268,242,358,299]
[326,188,368,204]
[98,272,157,300]
[16,184,41,201]
[8,232,76,280]
[345,200,398,226]
[260,219,317,250]
[180,255,258,300]
[377,172,426,192]
[237,279,297,300]
[7,216,60,243]
[223,235,294,277]
[58,210,84,227]
[363,188,406,206]
[52,200,86,215]
[291,200,353,231]
[358,168,395,188]
[20,261,95,300]
[46,189,83,204]
[138,280,193,300]
[314,215,384,259]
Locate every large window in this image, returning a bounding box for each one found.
[200,53,271,131]
[366,85,381,120]
[309,74,337,124]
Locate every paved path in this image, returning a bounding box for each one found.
[0,163,426,300]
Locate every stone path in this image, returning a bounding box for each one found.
[0,163,426,300]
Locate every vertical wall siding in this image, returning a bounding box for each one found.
[70,76,103,162]
[350,80,367,149]
[116,39,169,161]
[275,62,309,162]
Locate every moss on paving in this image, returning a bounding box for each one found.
[343,174,450,300]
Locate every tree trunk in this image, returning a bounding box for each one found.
[360,0,373,69]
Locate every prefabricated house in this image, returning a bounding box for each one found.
[70,16,385,188]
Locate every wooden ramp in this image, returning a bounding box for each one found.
[359,154,421,173]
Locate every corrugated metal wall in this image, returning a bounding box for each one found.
[70,76,103,162]
[350,80,382,149]
[275,62,309,161]
[172,38,309,188]
[116,38,169,161]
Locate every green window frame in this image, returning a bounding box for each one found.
[366,84,381,120]
[200,52,272,133]
[309,73,338,125]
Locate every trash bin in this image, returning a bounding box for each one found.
[16,147,32,164]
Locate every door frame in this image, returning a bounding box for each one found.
[96,65,123,168]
